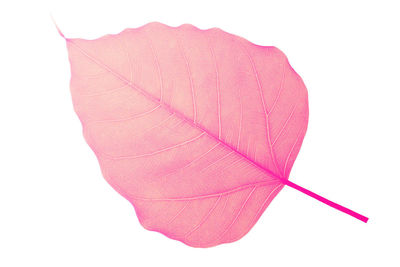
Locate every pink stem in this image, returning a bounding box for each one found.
[282,179,369,223]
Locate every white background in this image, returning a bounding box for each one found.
[1,0,399,266]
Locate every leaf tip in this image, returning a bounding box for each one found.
[50,14,66,40]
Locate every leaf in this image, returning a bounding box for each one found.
[61,22,365,248]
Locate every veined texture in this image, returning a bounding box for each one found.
[64,22,308,247]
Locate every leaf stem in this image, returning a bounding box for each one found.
[281,179,369,223]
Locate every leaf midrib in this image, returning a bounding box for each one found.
[67,38,282,184]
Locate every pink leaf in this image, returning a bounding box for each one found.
[60,22,368,248]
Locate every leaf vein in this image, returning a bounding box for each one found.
[216,186,257,242]
[207,38,222,139]
[177,35,197,123]
[240,44,281,176]
[131,181,276,201]
[184,195,222,239]
[272,104,297,146]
